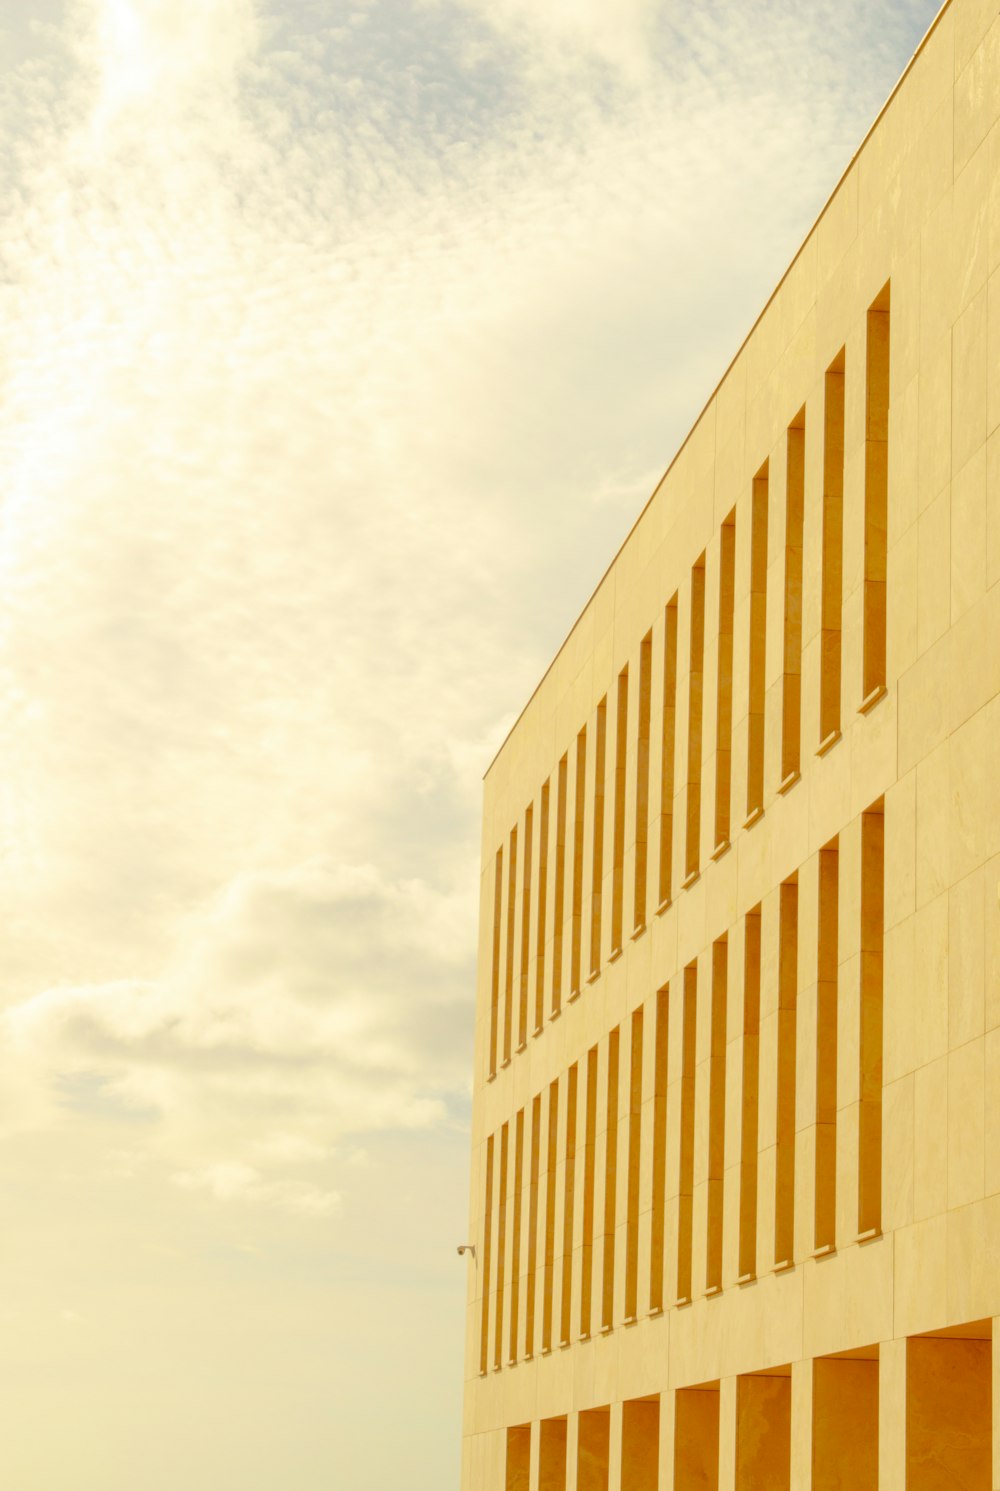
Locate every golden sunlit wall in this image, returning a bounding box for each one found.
[460,0,1000,1485]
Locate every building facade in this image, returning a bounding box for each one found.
[460,0,1000,1486]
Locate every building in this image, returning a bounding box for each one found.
[459,0,1000,1487]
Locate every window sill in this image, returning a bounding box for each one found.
[858,683,887,716]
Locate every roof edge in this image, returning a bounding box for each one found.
[484,0,952,782]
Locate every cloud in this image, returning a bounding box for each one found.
[172,1160,340,1216]
[1,856,473,1209]
[0,0,941,1232]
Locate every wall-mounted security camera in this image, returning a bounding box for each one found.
[456,1243,476,1259]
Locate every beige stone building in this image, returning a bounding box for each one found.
[459,0,1000,1486]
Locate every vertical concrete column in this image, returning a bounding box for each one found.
[565,1412,579,1491]
[659,1389,676,1491]
[789,1358,812,1491]
[607,1401,624,1491]
[718,1377,738,1491]
[521,1419,536,1491]
[879,1337,906,1491]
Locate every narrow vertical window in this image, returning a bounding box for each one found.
[517,806,533,1050]
[714,512,736,850]
[684,556,706,885]
[534,781,550,1034]
[542,1080,559,1352]
[580,1045,599,1338]
[746,463,769,824]
[479,1133,494,1374]
[706,936,728,1293]
[508,1107,524,1363]
[489,846,503,1078]
[862,282,890,708]
[624,1006,644,1320]
[634,631,653,932]
[739,906,762,1281]
[774,876,798,1268]
[781,410,805,787]
[503,827,517,1065]
[658,597,679,908]
[601,1026,621,1330]
[589,701,607,979]
[610,668,629,955]
[820,350,845,749]
[560,1063,579,1345]
[570,729,587,997]
[649,984,669,1313]
[525,1093,541,1357]
[552,756,568,1016]
[677,961,698,1304]
[858,799,884,1237]
[815,838,839,1252]
[494,1121,509,1369]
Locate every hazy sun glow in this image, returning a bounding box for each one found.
[0,1,942,1486]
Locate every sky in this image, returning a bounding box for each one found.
[0,1,942,1487]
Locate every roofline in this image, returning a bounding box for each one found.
[484,0,952,782]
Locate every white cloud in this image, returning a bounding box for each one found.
[1,856,472,1205]
[172,1160,340,1215]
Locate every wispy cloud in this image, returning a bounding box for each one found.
[0,0,940,1206]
